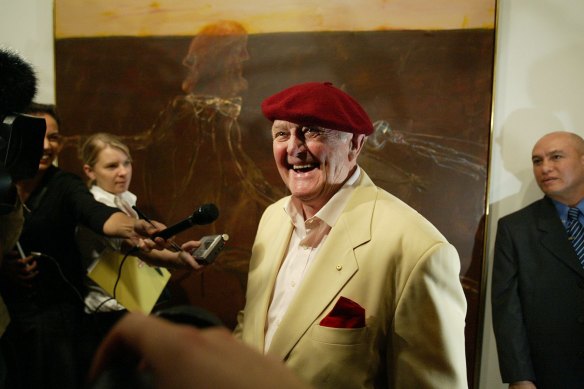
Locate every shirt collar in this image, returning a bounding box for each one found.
[90,185,137,208]
[551,197,584,224]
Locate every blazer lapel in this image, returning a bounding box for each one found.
[267,173,377,359]
[537,197,584,278]
[247,206,294,350]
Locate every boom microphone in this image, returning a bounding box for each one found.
[0,48,38,115]
[152,203,219,239]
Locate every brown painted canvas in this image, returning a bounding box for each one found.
[54,2,496,386]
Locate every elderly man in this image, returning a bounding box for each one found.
[492,131,584,389]
[234,82,468,389]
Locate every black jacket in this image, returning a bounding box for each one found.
[492,196,584,388]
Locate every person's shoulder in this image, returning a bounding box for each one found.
[50,167,85,184]
[374,186,427,220]
[47,168,93,199]
[371,186,449,242]
[359,170,423,218]
[496,197,555,233]
[499,197,549,222]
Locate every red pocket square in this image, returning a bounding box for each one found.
[319,296,366,328]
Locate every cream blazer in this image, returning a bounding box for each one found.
[234,171,467,389]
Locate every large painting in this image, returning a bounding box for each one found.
[54,1,496,386]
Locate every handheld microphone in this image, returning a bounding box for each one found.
[152,203,219,239]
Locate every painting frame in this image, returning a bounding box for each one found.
[54,2,497,387]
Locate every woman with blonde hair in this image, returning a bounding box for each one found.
[77,132,202,333]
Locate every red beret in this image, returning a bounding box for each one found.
[261,82,374,136]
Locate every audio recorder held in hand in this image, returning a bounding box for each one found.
[192,234,229,265]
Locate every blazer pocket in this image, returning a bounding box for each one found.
[311,324,369,345]
[296,326,372,389]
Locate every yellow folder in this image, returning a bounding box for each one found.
[87,251,171,314]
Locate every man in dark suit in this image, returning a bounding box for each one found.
[492,131,584,389]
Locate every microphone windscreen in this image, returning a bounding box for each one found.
[0,48,38,115]
[193,203,219,224]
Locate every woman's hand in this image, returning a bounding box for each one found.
[132,239,205,271]
[1,250,39,287]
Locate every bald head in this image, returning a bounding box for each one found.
[531,131,584,206]
[533,131,584,154]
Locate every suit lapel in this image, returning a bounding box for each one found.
[537,197,584,278]
[267,173,377,359]
[248,206,294,350]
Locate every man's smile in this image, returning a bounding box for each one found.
[291,163,319,173]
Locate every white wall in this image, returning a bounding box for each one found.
[0,0,55,104]
[481,0,584,388]
[2,0,583,388]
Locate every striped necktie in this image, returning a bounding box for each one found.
[567,207,584,268]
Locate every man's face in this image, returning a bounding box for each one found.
[532,132,584,205]
[272,120,362,214]
[37,113,62,172]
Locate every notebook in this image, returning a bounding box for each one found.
[87,250,171,313]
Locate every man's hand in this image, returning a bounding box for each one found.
[134,219,161,239]
[134,240,204,271]
[110,215,167,253]
[107,213,206,270]
[89,313,311,389]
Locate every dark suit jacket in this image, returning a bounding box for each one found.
[492,196,584,388]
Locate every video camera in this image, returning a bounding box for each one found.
[0,113,46,182]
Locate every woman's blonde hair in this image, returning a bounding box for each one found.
[79,132,131,186]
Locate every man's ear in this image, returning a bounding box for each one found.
[349,134,366,160]
[83,164,95,181]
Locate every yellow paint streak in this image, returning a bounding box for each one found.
[55,0,495,38]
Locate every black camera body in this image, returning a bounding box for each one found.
[0,47,47,213]
[0,113,45,181]
[0,113,45,214]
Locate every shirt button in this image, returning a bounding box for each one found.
[336,264,343,271]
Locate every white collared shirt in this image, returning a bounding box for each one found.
[264,167,361,351]
[81,186,138,312]
[90,185,137,216]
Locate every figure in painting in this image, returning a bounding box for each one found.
[138,21,285,284]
